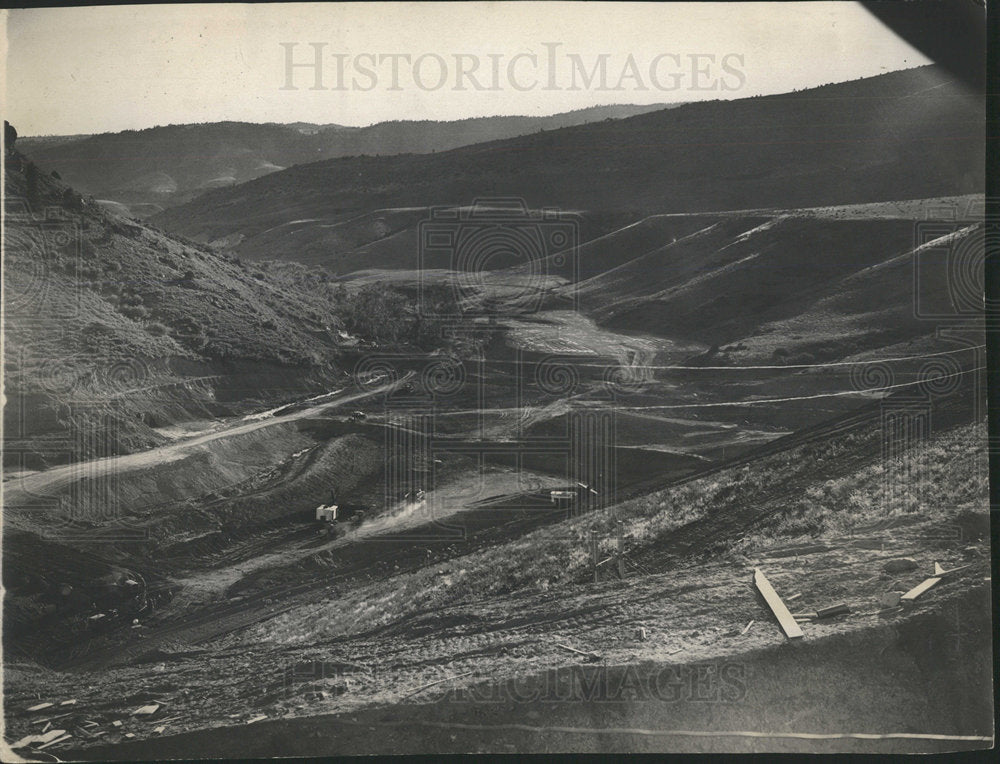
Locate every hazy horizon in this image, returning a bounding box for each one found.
[12,102,680,138]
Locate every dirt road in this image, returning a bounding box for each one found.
[3,379,404,508]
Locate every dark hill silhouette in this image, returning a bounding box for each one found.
[18,104,672,217]
[150,65,983,268]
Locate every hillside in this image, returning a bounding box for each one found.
[151,65,983,267]
[18,105,671,217]
[2,152,469,464]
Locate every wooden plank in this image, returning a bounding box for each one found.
[901,577,940,602]
[400,671,474,701]
[37,733,72,750]
[753,568,803,640]
[936,563,970,578]
[555,642,599,659]
[815,603,850,619]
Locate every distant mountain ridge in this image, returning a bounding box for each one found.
[17,104,674,217]
[150,65,984,271]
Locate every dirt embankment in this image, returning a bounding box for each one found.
[4,356,350,470]
[1,385,403,667]
[43,575,993,758]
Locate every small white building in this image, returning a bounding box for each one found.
[315,504,338,522]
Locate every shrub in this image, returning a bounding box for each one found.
[62,188,83,211]
[120,305,149,321]
[146,322,169,336]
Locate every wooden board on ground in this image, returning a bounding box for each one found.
[934,562,971,578]
[753,568,803,640]
[901,577,941,602]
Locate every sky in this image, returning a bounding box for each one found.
[2,2,931,136]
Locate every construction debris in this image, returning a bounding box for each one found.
[753,568,804,640]
[934,562,971,577]
[26,702,54,713]
[740,620,755,635]
[901,577,941,603]
[554,642,601,661]
[59,699,77,706]
[37,732,72,750]
[132,703,161,716]
[153,725,166,734]
[11,729,67,749]
[815,603,851,619]
[635,627,647,641]
[32,711,73,723]
[786,593,802,602]
[112,720,123,727]
[402,671,476,701]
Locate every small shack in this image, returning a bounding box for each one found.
[315,504,338,523]
[549,490,576,507]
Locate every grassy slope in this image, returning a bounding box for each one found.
[3,157,353,460]
[575,217,925,343]
[152,66,983,258]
